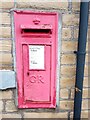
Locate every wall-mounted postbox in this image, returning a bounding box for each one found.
[14,11,58,108]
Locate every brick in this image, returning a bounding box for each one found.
[86,42,89,52]
[60,89,69,99]
[62,28,71,39]
[2,113,22,119]
[61,41,77,53]
[88,55,90,64]
[81,111,89,118]
[88,41,90,53]
[0,65,13,70]
[0,53,12,64]
[89,15,90,26]
[83,77,88,87]
[88,76,90,88]
[16,0,68,10]
[85,54,88,63]
[0,12,10,25]
[24,112,68,118]
[84,65,88,77]
[89,66,90,78]
[0,27,11,38]
[74,28,79,39]
[60,100,74,110]
[70,112,73,119]
[0,40,11,52]
[88,29,90,41]
[5,100,17,112]
[88,110,90,118]
[60,77,75,88]
[0,114,2,119]
[71,0,81,1]
[72,2,80,11]
[88,41,90,50]
[61,65,76,77]
[61,54,76,65]
[82,99,89,110]
[70,89,75,99]
[83,88,90,99]
[0,100,3,112]
[0,1,14,9]
[0,40,11,45]
[63,14,79,26]
[0,90,13,100]
[0,91,2,100]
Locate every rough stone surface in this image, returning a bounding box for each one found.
[72,2,80,11]
[0,40,11,52]
[0,0,14,9]
[63,14,79,26]
[83,77,88,87]
[61,41,77,53]
[60,89,69,99]
[60,77,75,88]
[81,111,89,118]
[0,53,12,64]
[16,0,68,10]
[0,12,10,25]
[24,112,68,118]
[62,28,72,39]
[61,66,76,77]
[0,101,3,112]
[61,54,76,65]
[60,100,74,110]
[1,113,22,119]
[0,90,13,100]
[82,99,89,110]
[5,100,17,112]
[0,27,11,38]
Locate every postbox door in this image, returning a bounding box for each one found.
[23,44,51,102]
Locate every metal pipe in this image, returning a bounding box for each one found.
[73,2,89,120]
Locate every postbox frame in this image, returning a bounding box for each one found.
[14,11,60,108]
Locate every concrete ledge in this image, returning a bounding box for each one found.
[0,70,16,90]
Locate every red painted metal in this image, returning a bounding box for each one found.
[14,11,58,108]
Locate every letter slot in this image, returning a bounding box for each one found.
[21,25,52,37]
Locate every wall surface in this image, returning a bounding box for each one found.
[0,0,90,119]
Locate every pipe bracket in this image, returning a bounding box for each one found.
[74,51,86,55]
[75,87,81,92]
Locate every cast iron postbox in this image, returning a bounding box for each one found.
[14,11,58,108]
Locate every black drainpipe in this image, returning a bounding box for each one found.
[73,1,89,120]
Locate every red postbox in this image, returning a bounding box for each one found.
[14,11,58,108]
